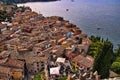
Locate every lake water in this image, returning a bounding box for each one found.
[18,0,120,47]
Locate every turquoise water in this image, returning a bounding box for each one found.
[18,0,120,47]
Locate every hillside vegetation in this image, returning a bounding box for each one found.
[1,0,57,4]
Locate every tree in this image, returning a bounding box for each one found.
[111,62,120,74]
[110,44,120,74]
[115,57,120,62]
[89,35,101,42]
[93,40,114,79]
[88,41,103,57]
[78,38,82,44]
[0,10,12,22]
[88,36,103,57]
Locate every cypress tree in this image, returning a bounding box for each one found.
[93,41,114,79]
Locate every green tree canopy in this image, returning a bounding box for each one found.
[89,36,114,79]
[111,44,120,74]
[111,62,120,74]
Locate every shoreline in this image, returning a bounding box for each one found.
[1,0,58,4]
[0,3,119,80]
[17,1,120,48]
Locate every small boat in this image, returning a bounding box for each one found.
[71,0,74,2]
[97,28,101,30]
[66,9,69,11]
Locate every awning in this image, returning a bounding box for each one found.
[56,57,65,63]
[50,67,60,75]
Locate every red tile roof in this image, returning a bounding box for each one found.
[5,59,25,69]
[72,54,94,68]
[0,51,10,59]
[0,58,8,64]
[65,53,78,59]
[0,66,10,74]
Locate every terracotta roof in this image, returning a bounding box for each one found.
[58,37,66,43]
[0,66,23,79]
[0,51,10,59]
[0,24,6,29]
[0,34,5,41]
[0,78,8,80]
[0,66,10,74]
[0,58,8,64]
[52,46,65,56]
[6,38,20,45]
[50,16,63,21]
[65,53,78,59]
[40,47,53,56]
[5,59,25,69]
[72,54,94,68]
[2,30,14,35]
